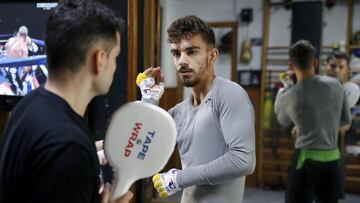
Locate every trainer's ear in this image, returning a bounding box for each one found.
[208,48,218,64]
[93,49,107,75]
[289,62,296,71]
[312,58,319,69]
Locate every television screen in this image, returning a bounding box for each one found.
[0,2,57,110]
[0,2,57,96]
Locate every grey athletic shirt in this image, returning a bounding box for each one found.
[169,76,256,203]
[274,75,351,149]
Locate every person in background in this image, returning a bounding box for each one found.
[274,40,351,203]
[324,50,360,201]
[5,26,32,58]
[324,51,350,83]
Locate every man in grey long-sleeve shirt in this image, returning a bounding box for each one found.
[274,40,351,203]
[168,76,255,203]
[138,15,256,203]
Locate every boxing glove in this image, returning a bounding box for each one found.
[279,71,295,89]
[152,168,181,198]
[136,72,164,102]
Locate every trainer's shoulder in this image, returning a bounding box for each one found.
[317,75,341,85]
[317,75,344,91]
[36,119,92,153]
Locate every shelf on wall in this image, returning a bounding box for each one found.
[350,69,360,73]
[263,137,294,144]
[266,58,289,65]
[347,176,360,182]
[262,171,288,177]
[267,46,290,50]
[350,45,360,49]
[263,148,294,155]
[347,164,360,170]
[267,45,342,50]
[263,160,290,165]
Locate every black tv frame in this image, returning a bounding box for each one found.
[0,0,57,111]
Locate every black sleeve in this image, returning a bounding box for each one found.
[32,144,100,203]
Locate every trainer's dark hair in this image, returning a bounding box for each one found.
[326,50,349,64]
[167,15,215,47]
[45,0,123,77]
[289,40,316,70]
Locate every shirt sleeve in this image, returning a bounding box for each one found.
[340,89,352,127]
[274,88,292,127]
[176,84,256,188]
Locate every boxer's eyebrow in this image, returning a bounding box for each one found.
[171,46,200,53]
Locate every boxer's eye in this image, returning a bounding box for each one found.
[330,64,337,70]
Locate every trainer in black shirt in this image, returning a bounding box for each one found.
[0,0,132,202]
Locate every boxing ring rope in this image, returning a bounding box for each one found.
[0,55,47,67]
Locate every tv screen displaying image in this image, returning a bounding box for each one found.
[0,2,57,97]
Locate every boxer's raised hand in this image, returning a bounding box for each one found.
[136,67,164,103]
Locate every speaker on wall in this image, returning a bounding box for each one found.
[240,8,253,23]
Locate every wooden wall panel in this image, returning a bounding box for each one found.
[159,88,183,171]
[159,88,181,111]
[0,112,9,139]
[244,86,261,187]
[127,0,138,101]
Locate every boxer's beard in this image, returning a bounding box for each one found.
[337,73,346,83]
[179,67,197,87]
[179,58,208,87]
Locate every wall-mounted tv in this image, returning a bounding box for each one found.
[0,2,57,110]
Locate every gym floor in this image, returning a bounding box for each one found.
[153,187,360,203]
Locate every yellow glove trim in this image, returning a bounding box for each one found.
[160,192,169,198]
[154,180,162,188]
[279,72,288,81]
[136,72,148,85]
[157,187,165,193]
[152,173,169,198]
[152,173,160,182]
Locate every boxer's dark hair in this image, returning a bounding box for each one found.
[326,50,349,65]
[167,15,215,47]
[289,40,316,70]
[45,0,123,77]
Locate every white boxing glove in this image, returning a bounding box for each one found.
[136,72,164,102]
[150,82,165,100]
[28,41,39,53]
[279,71,295,89]
[152,168,181,198]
